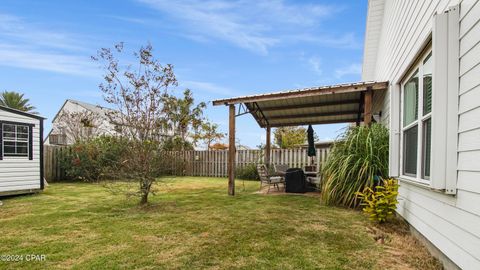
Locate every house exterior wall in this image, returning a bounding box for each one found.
[45,100,118,145]
[364,0,480,269]
[0,109,42,194]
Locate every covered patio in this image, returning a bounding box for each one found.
[212,81,388,195]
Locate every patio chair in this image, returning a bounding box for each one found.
[306,176,321,189]
[273,164,289,176]
[257,164,285,193]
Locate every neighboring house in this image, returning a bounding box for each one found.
[0,106,44,196]
[363,1,480,269]
[299,141,334,149]
[45,99,121,145]
[45,99,175,145]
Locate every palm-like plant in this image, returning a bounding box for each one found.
[0,91,37,113]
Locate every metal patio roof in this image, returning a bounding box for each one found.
[212,81,388,128]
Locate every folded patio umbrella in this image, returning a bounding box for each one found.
[307,125,316,158]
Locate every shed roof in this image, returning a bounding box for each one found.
[212,81,388,128]
[0,105,46,120]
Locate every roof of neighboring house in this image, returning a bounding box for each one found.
[51,99,117,124]
[299,141,335,148]
[362,0,386,81]
[68,99,116,114]
[0,105,46,120]
[212,81,388,128]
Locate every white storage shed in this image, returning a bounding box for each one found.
[0,105,44,196]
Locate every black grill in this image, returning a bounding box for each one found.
[285,168,306,193]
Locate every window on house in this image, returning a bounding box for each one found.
[2,123,30,157]
[401,51,432,181]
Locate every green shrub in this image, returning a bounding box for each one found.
[356,178,399,223]
[60,136,129,182]
[321,123,389,208]
[235,164,260,180]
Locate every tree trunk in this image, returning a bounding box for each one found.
[140,192,149,205]
[139,178,152,205]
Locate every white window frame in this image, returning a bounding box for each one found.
[390,6,459,194]
[2,123,30,157]
[399,50,432,185]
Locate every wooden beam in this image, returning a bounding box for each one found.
[245,103,268,127]
[356,92,365,126]
[212,81,388,106]
[268,110,358,120]
[364,88,373,126]
[267,118,359,128]
[265,126,271,166]
[228,104,235,196]
[261,99,359,112]
[254,102,269,126]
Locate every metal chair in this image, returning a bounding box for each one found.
[273,164,289,175]
[306,176,321,188]
[257,164,284,193]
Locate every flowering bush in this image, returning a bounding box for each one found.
[60,136,128,181]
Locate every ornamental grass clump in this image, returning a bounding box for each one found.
[321,123,389,208]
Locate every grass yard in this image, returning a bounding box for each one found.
[0,177,440,270]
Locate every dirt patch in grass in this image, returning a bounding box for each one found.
[367,218,443,270]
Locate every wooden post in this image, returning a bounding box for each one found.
[265,126,271,166]
[364,88,373,126]
[228,104,236,196]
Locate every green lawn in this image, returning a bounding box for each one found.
[0,177,440,269]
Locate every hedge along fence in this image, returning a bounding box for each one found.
[44,145,331,181]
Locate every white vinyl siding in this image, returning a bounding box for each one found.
[363,0,480,269]
[0,109,41,194]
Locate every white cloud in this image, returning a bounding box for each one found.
[334,63,362,78]
[182,80,235,96]
[308,56,322,76]
[0,14,86,51]
[105,15,151,25]
[137,0,353,54]
[0,13,97,76]
[289,32,360,49]
[0,45,97,76]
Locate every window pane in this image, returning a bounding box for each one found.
[4,141,16,154]
[17,133,29,141]
[3,124,15,132]
[423,53,432,115]
[16,142,28,154]
[17,125,28,134]
[404,71,419,126]
[403,125,418,175]
[423,118,431,178]
[3,132,15,139]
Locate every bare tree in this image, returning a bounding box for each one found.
[92,42,177,205]
[55,110,104,143]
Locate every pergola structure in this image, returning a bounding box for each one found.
[212,81,388,195]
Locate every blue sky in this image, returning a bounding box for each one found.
[0,0,367,148]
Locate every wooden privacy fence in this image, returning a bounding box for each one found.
[43,145,331,180]
[44,145,70,181]
[166,147,331,177]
